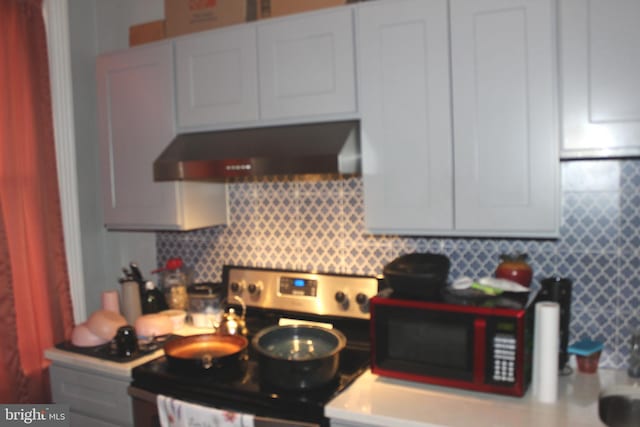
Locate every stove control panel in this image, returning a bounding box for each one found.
[279,276,318,297]
[225,266,381,319]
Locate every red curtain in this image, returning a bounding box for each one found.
[0,0,75,403]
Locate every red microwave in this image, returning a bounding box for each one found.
[369,293,535,397]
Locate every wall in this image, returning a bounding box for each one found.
[67,0,638,368]
[158,159,640,369]
[67,0,164,317]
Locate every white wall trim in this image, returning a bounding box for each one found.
[44,0,86,323]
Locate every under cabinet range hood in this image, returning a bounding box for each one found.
[154,120,361,181]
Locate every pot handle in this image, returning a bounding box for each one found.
[202,354,213,369]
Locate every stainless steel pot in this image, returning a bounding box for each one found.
[251,324,346,390]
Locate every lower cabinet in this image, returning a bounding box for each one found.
[49,364,134,427]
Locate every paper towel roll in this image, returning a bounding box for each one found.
[532,301,560,403]
[121,281,142,325]
[101,290,120,313]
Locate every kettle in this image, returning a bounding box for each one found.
[217,295,247,336]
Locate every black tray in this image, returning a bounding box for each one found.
[55,334,181,363]
[441,287,530,309]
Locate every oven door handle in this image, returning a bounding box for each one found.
[128,386,156,403]
[128,386,320,427]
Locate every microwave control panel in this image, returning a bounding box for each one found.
[487,318,519,385]
[491,334,517,383]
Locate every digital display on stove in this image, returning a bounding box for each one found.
[279,276,317,297]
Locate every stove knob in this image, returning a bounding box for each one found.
[356,293,368,306]
[356,293,370,312]
[335,291,350,309]
[230,281,244,293]
[247,282,262,296]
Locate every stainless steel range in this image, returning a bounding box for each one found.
[128,265,381,427]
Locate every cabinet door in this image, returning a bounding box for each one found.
[358,0,454,233]
[50,364,133,426]
[258,7,357,120]
[560,0,640,158]
[451,0,559,236]
[175,25,259,129]
[97,43,180,228]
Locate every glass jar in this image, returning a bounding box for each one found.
[495,253,533,287]
[628,329,640,378]
[187,283,225,329]
[153,257,192,311]
[163,270,188,310]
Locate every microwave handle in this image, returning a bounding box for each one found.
[473,318,486,384]
[375,288,393,298]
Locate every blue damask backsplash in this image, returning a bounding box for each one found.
[158,159,640,369]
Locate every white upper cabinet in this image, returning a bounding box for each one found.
[97,42,227,230]
[358,0,559,237]
[175,25,259,129]
[560,0,640,158]
[257,7,356,120]
[174,7,357,130]
[451,0,559,235]
[358,0,454,233]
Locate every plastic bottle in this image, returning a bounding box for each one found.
[142,281,168,314]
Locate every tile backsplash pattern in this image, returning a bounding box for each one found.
[158,160,640,369]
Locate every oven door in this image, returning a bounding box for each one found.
[128,387,321,427]
[370,298,480,384]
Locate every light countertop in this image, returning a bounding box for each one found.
[44,325,213,379]
[326,368,639,427]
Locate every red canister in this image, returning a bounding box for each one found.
[495,253,532,287]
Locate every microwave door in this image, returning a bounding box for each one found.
[373,306,477,382]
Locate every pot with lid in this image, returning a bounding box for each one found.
[383,252,450,300]
[252,324,347,390]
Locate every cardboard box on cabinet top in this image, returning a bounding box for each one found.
[164,0,257,38]
[258,0,359,19]
[129,20,166,46]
